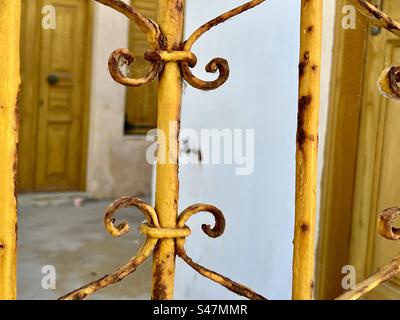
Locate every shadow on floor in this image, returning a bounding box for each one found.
[17,196,152,300]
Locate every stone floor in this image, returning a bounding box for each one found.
[17,194,152,300]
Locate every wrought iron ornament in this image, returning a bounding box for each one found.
[333,0,400,300]
[60,0,267,300]
[59,197,265,300]
[105,0,264,91]
[60,0,400,300]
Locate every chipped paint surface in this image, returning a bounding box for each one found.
[0,0,21,300]
[350,0,400,38]
[292,0,323,301]
[59,0,267,301]
[151,0,185,299]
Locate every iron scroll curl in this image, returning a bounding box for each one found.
[101,0,266,91]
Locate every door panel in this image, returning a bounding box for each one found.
[125,0,158,134]
[350,1,400,299]
[18,0,41,191]
[369,40,400,295]
[18,0,91,192]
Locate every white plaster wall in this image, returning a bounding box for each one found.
[172,0,336,299]
[86,2,152,199]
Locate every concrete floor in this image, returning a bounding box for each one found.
[17,196,152,300]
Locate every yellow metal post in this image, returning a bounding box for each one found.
[292,0,323,300]
[152,0,185,300]
[59,0,267,301]
[0,0,21,300]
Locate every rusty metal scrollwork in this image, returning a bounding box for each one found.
[60,0,267,300]
[378,66,400,100]
[59,198,266,300]
[333,1,400,301]
[379,207,400,240]
[175,204,266,300]
[179,0,265,90]
[59,0,400,301]
[101,0,265,90]
[335,208,400,300]
[58,198,159,300]
[99,0,166,87]
[351,0,400,100]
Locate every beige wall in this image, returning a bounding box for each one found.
[86,2,152,199]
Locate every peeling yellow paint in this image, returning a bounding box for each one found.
[0,0,21,300]
[151,0,185,300]
[292,0,323,300]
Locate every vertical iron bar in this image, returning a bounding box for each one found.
[292,0,323,300]
[0,0,21,300]
[152,0,185,300]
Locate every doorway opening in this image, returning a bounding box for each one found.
[18,0,92,192]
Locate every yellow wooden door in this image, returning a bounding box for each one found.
[125,0,158,135]
[18,0,91,192]
[349,0,400,299]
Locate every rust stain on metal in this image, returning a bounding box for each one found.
[389,66,400,97]
[378,66,400,100]
[14,222,18,243]
[350,0,400,38]
[152,255,167,300]
[296,95,313,150]
[175,1,183,13]
[0,0,20,299]
[300,223,310,233]
[61,198,267,300]
[378,207,400,240]
[60,0,267,301]
[65,0,400,302]
[299,51,310,78]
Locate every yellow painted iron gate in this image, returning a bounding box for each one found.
[1,0,400,300]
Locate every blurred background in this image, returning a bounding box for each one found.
[16,0,400,300]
